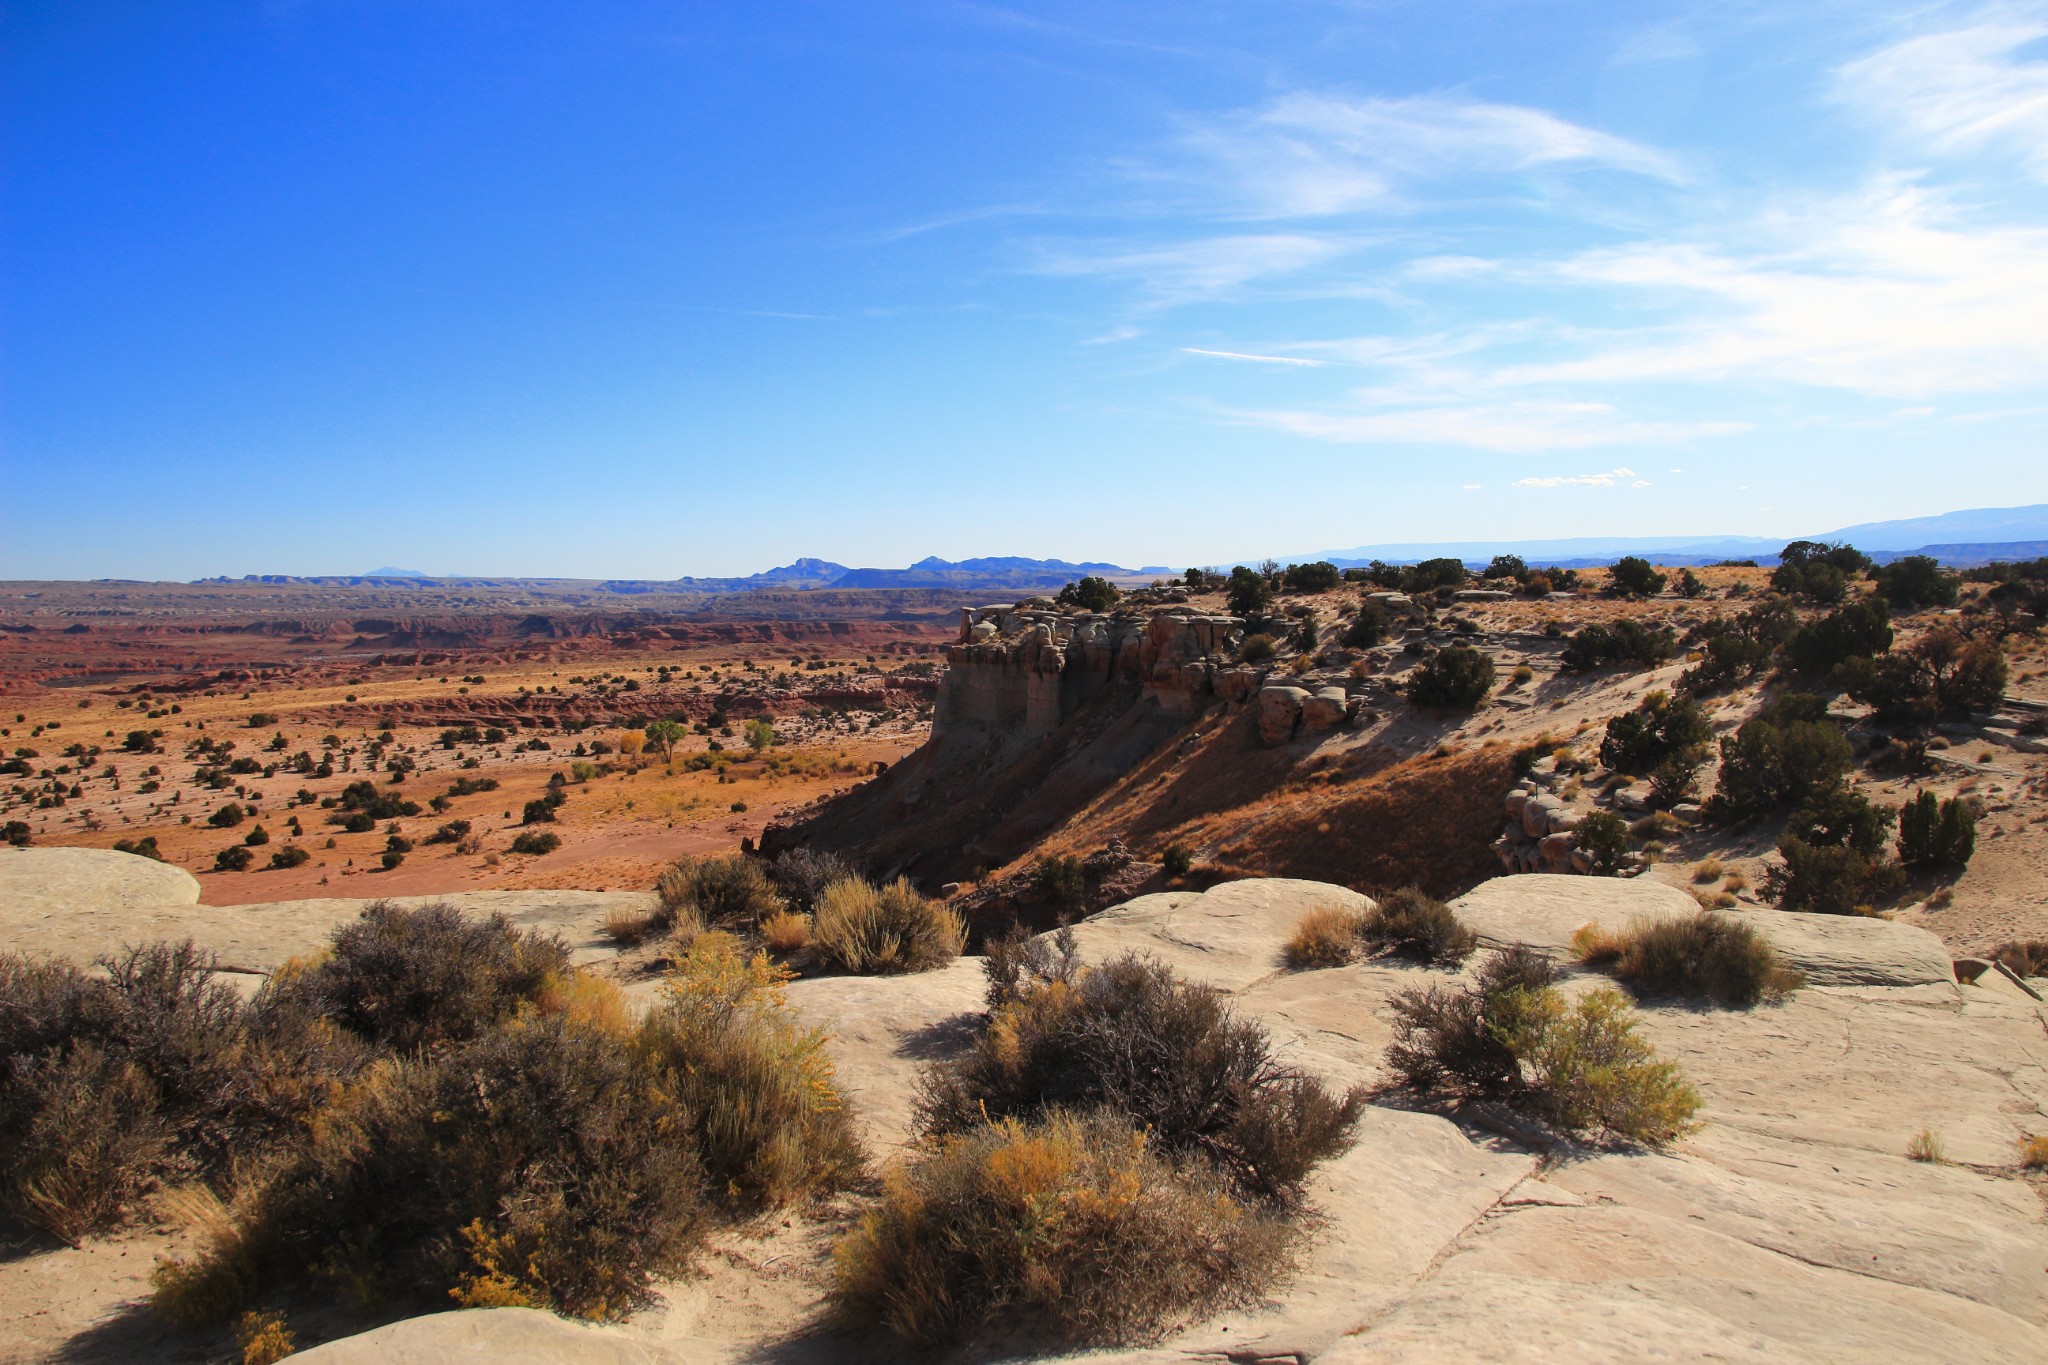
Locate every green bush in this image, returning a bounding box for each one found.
[1599,691,1712,781]
[810,877,965,974]
[1708,696,1850,819]
[1607,557,1666,597]
[1897,789,1977,870]
[916,953,1365,1206]
[1226,566,1273,618]
[1057,576,1122,611]
[509,830,561,856]
[1160,842,1194,877]
[1341,603,1389,648]
[1239,632,1278,662]
[1783,599,1892,677]
[1839,626,2006,725]
[1574,913,1802,1005]
[768,847,857,912]
[1560,620,1676,671]
[262,902,569,1053]
[1765,786,1902,915]
[1871,555,1958,610]
[1386,946,1697,1143]
[1575,810,1631,874]
[1399,557,1468,593]
[1282,561,1340,594]
[833,1110,1294,1347]
[1358,887,1476,965]
[208,802,246,829]
[214,845,253,872]
[1033,854,1086,911]
[1407,644,1494,710]
[268,845,311,870]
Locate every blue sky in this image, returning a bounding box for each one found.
[6,1,2048,579]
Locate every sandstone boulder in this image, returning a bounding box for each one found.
[1258,684,1311,743]
[1300,686,1351,732]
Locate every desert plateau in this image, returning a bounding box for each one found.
[10,5,2048,1362]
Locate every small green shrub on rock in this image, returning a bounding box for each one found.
[1386,946,1698,1144]
[1358,887,1477,965]
[1572,913,1802,1005]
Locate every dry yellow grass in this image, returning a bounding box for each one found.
[1285,905,1364,969]
[1692,857,1724,884]
[759,910,812,954]
[1907,1129,1946,1163]
[2018,1135,2048,1170]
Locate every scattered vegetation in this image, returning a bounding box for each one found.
[1284,904,1365,968]
[1896,789,1978,871]
[917,952,1366,1206]
[1386,945,1699,1144]
[1560,619,1677,672]
[1357,887,1477,965]
[1906,1128,1946,1164]
[1767,783,1903,915]
[1571,913,1802,1006]
[1707,693,1850,821]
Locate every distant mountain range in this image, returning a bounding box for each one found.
[194,504,2047,597]
[1291,503,2048,570]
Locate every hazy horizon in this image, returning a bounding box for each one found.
[8,2,2048,579]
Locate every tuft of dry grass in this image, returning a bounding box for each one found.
[1907,1128,1946,1163]
[832,1110,1296,1348]
[1722,871,1748,893]
[758,910,812,955]
[602,907,655,947]
[812,877,964,974]
[1284,905,1364,969]
[1358,887,1477,966]
[1692,857,1724,884]
[1575,912,1802,1007]
[236,1310,295,1365]
[2019,1135,2048,1171]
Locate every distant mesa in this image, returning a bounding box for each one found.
[362,567,431,578]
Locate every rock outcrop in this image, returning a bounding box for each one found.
[257,875,2046,1365]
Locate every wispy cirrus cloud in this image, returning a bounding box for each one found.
[1029,232,1355,305]
[1217,402,1746,454]
[1834,14,2048,179]
[1181,347,1325,366]
[1180,92,1682,218]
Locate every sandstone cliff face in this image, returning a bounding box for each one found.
[939,604,1247,738]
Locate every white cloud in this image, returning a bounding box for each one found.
[1461,483,1484,489]
[1835,17,2048,179]
[1220,402,1745,453]
[1181,93,1680,218]
[1182,347,1325,366]
[1031,233,1352,305]
[1513,466,1647,488]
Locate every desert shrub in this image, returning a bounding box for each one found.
[1772,541,1865,602]
[917,953,1365,1205]
[1057,575,1122,611]
[1560,620,1676,672]
[1906,1129,1946,1163]
[636,933,863,1210]
[1282,560,1341,594]
[1284,905,1364,969]
[114,835,165,861]
[1407,644,1493,710]
[2,1043,166,1244]
[209,802,246,829]
[1840,626,2007,725]
[335,780,419,820]
[1992,940,2048,978]
[1358,887,1476,965]
[1707,695,1851,820]
[1896,789,1978,870]
[1341,603,1389,648]
[2021,1135,2048,1170]
[261,902,569,1053]
[267,845,310,870]
[236,1310,295,1364]
[1033,854,1086,911]
[656,853,784,931]
[982,924,1082,1012]
[379,850,405,871]
[811,877,964,974]
[1783,598,1892,678]
[520,798,557,825]
[159,1014,706,1323]
[1599,690,1712,781]
[832,1110,1293,1347]
[423,818,472,845]
[214,845,254,872]
[1607,557,1666,597]
[1239,632,1277,662]
[1160,842,1194,877]
[1226,566,1273,618]
[509,830,561,855]
[1399,557,1468,593]
[1575,810,1631,874]
[1766,784,1903,915]
[1573,913,1801,1005]
[768,847,857,913]
[759,910,812,954]
[1386,947,1697,1143]
[1871,555,1959,610]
